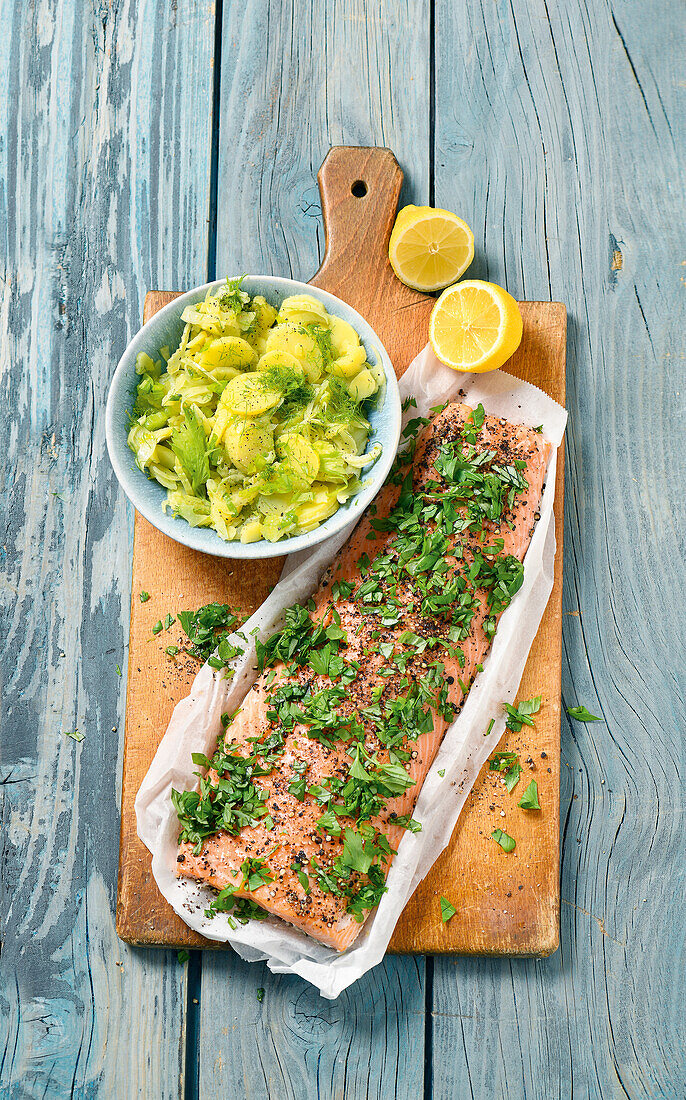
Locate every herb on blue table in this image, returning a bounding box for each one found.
[567,705,601,722]
[177,949,190,964]
[64,730,84,743]
[256,987,265,1003]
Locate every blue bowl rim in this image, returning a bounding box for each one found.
[105,276,402,559]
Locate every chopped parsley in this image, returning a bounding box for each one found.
[64,729,84,743]
[177,602,242,667]
[139,591,151,602]
[566,705,601,722]
[518,780,540,810]
[489,751,522,792]
[491,828,516,853]
[440,896,457,923]
[504,696,542,731]
[177,949,190,964]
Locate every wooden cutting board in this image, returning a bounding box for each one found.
[116,146,566,955]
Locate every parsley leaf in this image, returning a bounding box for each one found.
[440,896,457,923]
[518,780,540,809]
[139,591,151,602]
[491,828,516,853]
[567,705,601,722]
[177,949,190,964]
[64,729,84,743]
[489,751,521,791]
[170,405,209,495]
[504,696,542,731]
[178,603,241,664]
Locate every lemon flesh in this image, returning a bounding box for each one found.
[429,280,523,372]
[389,205,474,292]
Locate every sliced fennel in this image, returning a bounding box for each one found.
[127,278,384,543]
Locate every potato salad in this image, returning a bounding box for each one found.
[127,278,384,542]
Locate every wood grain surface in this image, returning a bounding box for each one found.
[3,0,684,1097]
[116,149,566,959]
[0,1,215,1096]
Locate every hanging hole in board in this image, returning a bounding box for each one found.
[351,180,368,198]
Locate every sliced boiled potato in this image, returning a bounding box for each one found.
[256,349,304,374]
[224,419,274,475]
[280,433,320,483]
[329,316,360,358]
[221,373,282,416]
[331,344,367,378]
[251,296,278,333]
[240,518,263,543]
[347,368,378,402]
[200,336,258,370]
[295,491,339,531]
[265,323,323,381]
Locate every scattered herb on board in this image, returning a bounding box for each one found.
[177,949,190,964]
[177,602,242,666]
[567,705,601,722]
[64,730,84,743]
[504,696,541,731]
[115,664,122,676]
[518,780,540,810]
[491,828,516,853]
[165,645,179,656]
[438,769,445,778]
[152,620,163,635]
[440,896,457,923]
[489,751,522,791]
[485,718,495,736]
[139,591,151,602]
[163,613,176,630]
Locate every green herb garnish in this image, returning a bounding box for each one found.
[567,705,601,722]
[491,828,516,853]
[440,896,457,923]
[504,696,542,732]
[518,780,540,809]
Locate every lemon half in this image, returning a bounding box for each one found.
[429,280,523,372]
[389,205,474,292]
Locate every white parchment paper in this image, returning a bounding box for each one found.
[135,345,567,999]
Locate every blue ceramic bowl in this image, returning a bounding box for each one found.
[105,277,401,559]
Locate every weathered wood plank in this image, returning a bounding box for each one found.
[431,0,685,1096]
[199,954,426,1099]
[200,2,430,1093]
[0,0,215,1095]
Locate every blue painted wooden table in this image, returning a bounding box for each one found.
[1,1,684,1096]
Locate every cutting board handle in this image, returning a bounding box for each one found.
[310,146,405,300]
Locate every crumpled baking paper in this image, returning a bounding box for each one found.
[135,345,567,999]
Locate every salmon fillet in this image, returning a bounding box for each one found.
[172,401,551,951]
